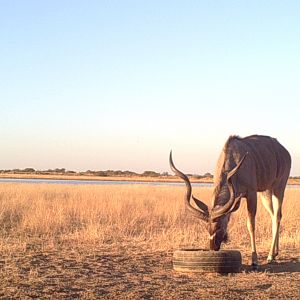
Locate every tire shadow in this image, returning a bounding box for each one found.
[242,257,300,273]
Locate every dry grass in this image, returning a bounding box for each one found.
[0,183,299,299]
[0,184,210,251]
[0,183,299,250]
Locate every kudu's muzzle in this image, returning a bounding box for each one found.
[209,234,217,250]
[209,233,221,251]
[210,237,215,250]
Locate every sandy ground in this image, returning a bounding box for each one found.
[1,242,299,299]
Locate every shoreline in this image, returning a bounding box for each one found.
[0,173,299,185]
[0,173,212,184]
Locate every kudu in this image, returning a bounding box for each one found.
[170,135,291,268]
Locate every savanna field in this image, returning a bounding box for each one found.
[0,183,299,299]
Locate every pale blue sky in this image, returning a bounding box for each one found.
[1,1,300,175]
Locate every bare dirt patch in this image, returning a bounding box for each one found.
[1,242,299,299]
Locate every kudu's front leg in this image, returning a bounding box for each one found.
[246,193,258,269]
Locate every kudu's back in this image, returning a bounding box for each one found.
[216,135,291,192]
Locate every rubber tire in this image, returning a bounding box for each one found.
[173,249,242,273]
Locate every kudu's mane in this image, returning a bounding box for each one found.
[222,135,242,153]
[212,135,242,204]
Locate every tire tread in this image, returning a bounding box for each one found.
[173,249,242,273]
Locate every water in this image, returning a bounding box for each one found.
[0,178,299,188]
[0,178,213,187]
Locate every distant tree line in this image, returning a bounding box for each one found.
[0,168,69,174]
[0,168,215,178]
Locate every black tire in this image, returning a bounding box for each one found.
[173,249,242,273]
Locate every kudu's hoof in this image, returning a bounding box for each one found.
[267,259,276,264]
[267,254,278,264]
[251,263,258,271]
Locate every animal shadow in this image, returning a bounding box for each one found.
[242,257,300,273]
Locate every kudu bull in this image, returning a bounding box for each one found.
[170,135,291,268]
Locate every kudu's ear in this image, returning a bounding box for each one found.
[192,196,209,213]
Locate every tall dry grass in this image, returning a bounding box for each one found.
[0,183,299,253]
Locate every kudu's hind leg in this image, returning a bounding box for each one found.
[272,195,281,258]
[246,193,258,269]
[261,190,283,263]
[269,189,284,262]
